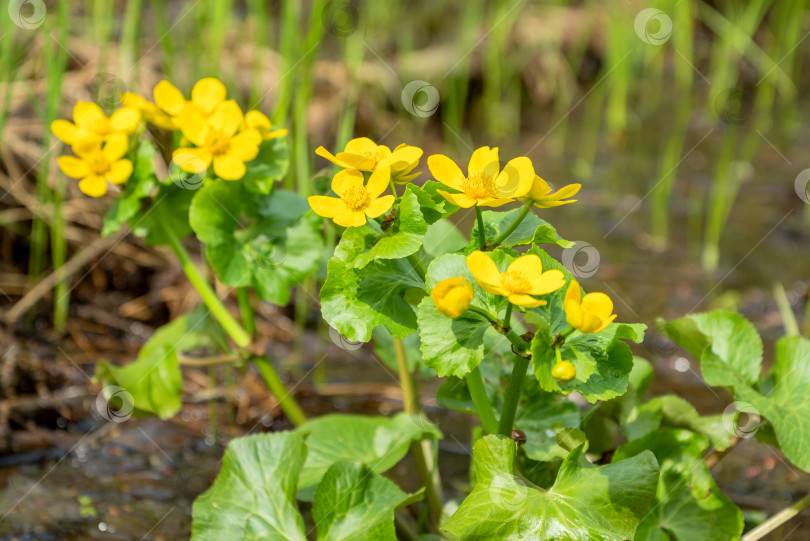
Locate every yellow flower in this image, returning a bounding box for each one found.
[172,100,262,181]
[121,92,176,130]
[242,110,288,141]
[308,164,395,228]
[153,77,226,123]
[551,360,576,383]
[564,280,617,334]
[51,102,139,145]
[520,175,581,208]
[466,251,565,308]
[428,147,534,208]
[431,277,474,318]
[57,134,133,197]
[315,137,422,183]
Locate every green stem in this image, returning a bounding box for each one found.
[237,287,256,336]
[742,493,810,541]
[389,178,398,198]
[253,354,307,426]
[465,366,499,434]
[498,355,531,436]
[474,205,486,250]
[467,305,530,356]
[407,253,426,281]
[158,213,250,348]
[503,303,513,330]
[490,202,532,247]
[394,338,444,526]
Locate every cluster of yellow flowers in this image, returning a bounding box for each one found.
[309,141,581,227]
[53,77,285,197]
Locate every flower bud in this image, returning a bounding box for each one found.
[431,277,473,318]
[551,360,576,383]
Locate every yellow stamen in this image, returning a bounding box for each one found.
[208,131,230,154]
[362,150,383,168]
[341,185,369,211]
[501,270,530,294]
[88,156,109,174]
[461,171,496,200]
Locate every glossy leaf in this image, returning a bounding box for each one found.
[469,207,573,251]
[102,141,157,237]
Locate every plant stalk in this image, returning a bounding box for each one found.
[157,213,250,348]
[474,206,486,250]
[253,354,307,427]
[742,493,810,541]
[236,287,256,336]
[490,202,532,247]
[393,338,444,525]
[498,355,531,436]
[465,366,499,434]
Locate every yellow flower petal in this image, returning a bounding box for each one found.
[529,176,553,198]
[106,160,133,184]
[154,80,186,116]
[316,146,344,168]
[436,189,476,208]
[507,294,546,308]
[365,163,391,199]
[581,292,614,319]
[174,148,213,173]
[57,156,89,179]
[428,154,464,191]
[387,145,422,174]
[477,197,514,208]
[308,195,347,218]
[110,107,140,133]
[432,277,474,318]
[343,137,378,156]
[365,195,395,218]
[394,170,421,184]
[73,102,106,129]
[51,119,78,144]
[529,270,566,296]
[103,134,129,162]
[78,175,108,197]
[208,100,243,138]
[507,254,541,278]
[178,108,210,148]
[333,209,367,228]
[191,78,226,114]
[213,154,246,180]
[332,169,364,195]
[494,156,534,199]
[227,130,261,162]
[334,152,376,170]
[467,251,503,291]
[71,138,101,159]
[468,146,499,180]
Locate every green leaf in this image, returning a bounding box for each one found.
[659,310,762,388]
[417,253,510,378]
[614,430,743,541]
[102,141,157,237]
[443,435,659,540]
[352,184,428,269]
[313,461,416,541]
[191,431,307,540]
[372,327,433,377]
[422,219,467,258]
[243,137,289,195]
[417,180,459,219]
[294,412,441,490]
[131,181,195,246]
[515,393,584,462]
[469,207,573,251]
[189,181,322,305]
[321,227,423,341]
[94,306,225,419]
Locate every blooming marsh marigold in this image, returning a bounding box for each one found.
[520,175,581,208]
[57,134,133,197]
[466,251,565,308]
[308,164,395,228]
[428,146,534,208]
[564,280,617,334]
[172,100,261,181]
[51,102,139,145]
[432,277,474,318]
[316,137,422,183]
[153,77,226,124]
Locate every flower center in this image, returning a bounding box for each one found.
[88,155,109,174]
[207,130,230,154]
[461,171,496,200]
[341,185,369,211]
[501,270,530,294]
[362,150,383,169]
